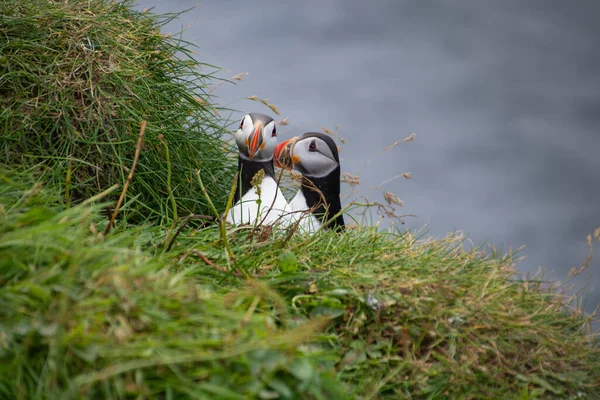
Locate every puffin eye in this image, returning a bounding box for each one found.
[239,118,245,129]
[272,126,277,137]
[308,140,317,152]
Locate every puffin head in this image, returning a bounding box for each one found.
[235,113,278,161]
[274,132,340,178]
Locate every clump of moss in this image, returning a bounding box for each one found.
[0,0,234,224]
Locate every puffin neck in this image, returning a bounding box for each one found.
[235,156,276,203]
[299,166,345,231]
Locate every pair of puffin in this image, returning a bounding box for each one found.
[225,113,344,232]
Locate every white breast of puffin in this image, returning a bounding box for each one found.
[286,190,322,233]
[226,176,289,226]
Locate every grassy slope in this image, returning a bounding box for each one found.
[0,168,345,399]
[1,168,599,399]
[0,1,599,399]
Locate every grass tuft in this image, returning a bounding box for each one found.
[0,0,235,224]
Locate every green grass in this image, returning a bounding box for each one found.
[1,0,599,399]
[1,166,598,399]
[0,0,235,224]
[0,167,345,399]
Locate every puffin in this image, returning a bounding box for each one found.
[274,132,345,232]
[226,113,289,226]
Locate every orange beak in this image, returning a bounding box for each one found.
[247,121,263,159]
[274,137,298,169]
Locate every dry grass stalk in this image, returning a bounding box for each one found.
[104,120,146,235]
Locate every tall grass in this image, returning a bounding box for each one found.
[0,167,345,399]
[0,0,235,224]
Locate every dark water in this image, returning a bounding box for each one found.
[136,0,600,317]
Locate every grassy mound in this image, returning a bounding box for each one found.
[0,0,234,223]
[0,168,345,399]
[187,229,599,398]
[1,169,599,398]
[1,1,599,399]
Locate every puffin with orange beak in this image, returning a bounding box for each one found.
[226,113,289,226]
[274,132,345,232]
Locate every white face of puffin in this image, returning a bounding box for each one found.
[275,135,339,178]
[292,136,338,177]
[234,114,278,161]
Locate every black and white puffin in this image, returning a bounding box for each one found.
[274,132,345,232]
[226,113,289,226]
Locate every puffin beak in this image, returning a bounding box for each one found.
[274,137,298,169]
[247,121,264,159]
